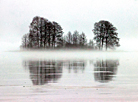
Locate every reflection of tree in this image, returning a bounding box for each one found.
[23,60,63,85]
[23,60,87,85]
[64,61,85,73]
[94,59,119,83]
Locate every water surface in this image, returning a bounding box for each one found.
[0,51,138,102]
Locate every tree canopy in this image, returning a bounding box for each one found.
[93,20,120,50]
[21,16,63,48]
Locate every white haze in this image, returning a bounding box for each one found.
[0,0,138,51]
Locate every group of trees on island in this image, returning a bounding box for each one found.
[21,16,63,48]
[21,16,120,50]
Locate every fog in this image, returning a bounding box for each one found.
[0,0,138,51]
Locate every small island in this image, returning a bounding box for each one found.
[21,16,120,51]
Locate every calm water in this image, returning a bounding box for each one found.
[0,51,138,102]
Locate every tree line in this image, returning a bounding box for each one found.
[21,16,120,50]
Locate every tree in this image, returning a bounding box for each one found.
[46,21,53,47]
[72,30,79,46]
[66,31,73,44]
[52,21,63,48]
[64,31,73,47]
[21,16,64,49]
[43,18,49,48]
[29,16,40,48]
[93,20,120,50]
[79,32,87,47]
[56,36,64,48]
[62,31,88,48]
[21,33,29,48]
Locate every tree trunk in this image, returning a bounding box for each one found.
[106,37,107,51]
[48,29,50,48]
[53,26,56,48]
[102,38,104,50]
[40,21,43,48]
[25,37,26,48]
[44,24,47,48]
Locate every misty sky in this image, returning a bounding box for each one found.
[0,0,138,51]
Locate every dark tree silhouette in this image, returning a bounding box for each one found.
[30,16,40,48]
[21,16,63,49]
[93,20,120,50]
[94,59,119,83]
[21,15,91,50]
[47,21,53,47]
[52,21,63,48]
[56,36,64,47]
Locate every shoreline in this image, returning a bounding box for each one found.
[5,48,127,52]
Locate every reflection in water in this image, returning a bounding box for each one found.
[23,60,63,85]
[64,61,86,73]
[23,60,86,85]
[23,59,119,85]
[94,59,119,83]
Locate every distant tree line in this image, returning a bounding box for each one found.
[21,16,120,50]
[62,31,92,48]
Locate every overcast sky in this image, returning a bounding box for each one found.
[0,0,138,51]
